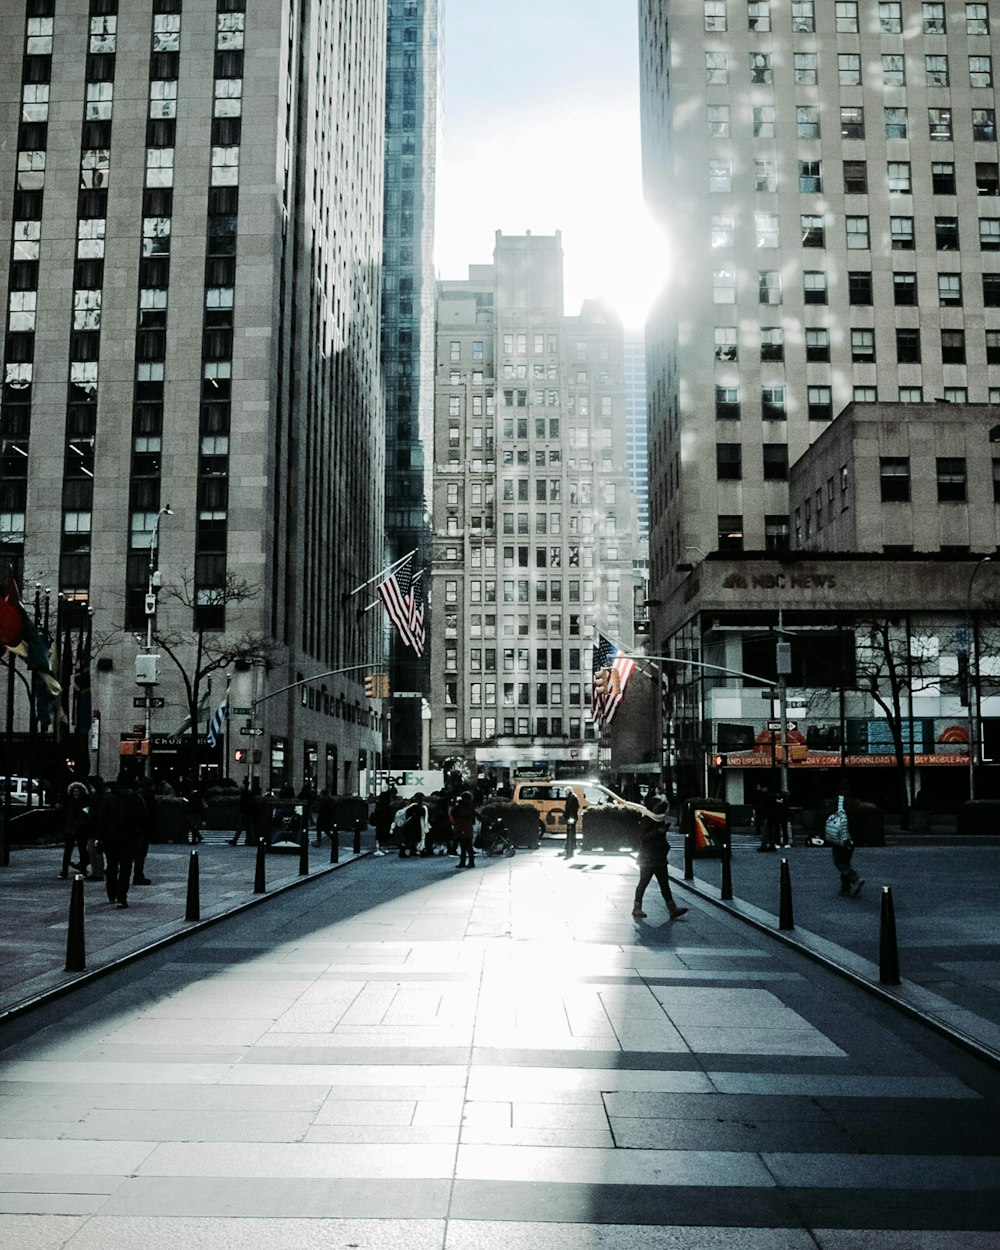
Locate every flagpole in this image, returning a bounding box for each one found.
[348,549,417,598]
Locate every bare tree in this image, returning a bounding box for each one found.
[155,572,277,771]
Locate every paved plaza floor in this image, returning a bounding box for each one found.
[0,842,998,1247]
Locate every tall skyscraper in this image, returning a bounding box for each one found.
[623,330,650,545]
[639,0,1000,600]
[380,0,440,768]
[430,232,639,785]
[0,0,388,793]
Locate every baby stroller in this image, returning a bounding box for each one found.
[474,815,516,858]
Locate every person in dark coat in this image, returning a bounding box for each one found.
[93,771,147,909]
[371,790,394,856]
[632,798,688,921]
[59,780,92,879]
[450,791,477,869]
[229,778,260,846]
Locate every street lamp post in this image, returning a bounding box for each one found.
[142,505,172,757]
[966,555,991,800]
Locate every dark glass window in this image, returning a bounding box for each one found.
[936,457,966,502]
[880,457,910,501]
[762,443,788,480]
[849,272,873,304]
[896,328,921,362]
[716,444,741,480]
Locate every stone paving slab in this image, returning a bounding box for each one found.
[0,846,999,1245]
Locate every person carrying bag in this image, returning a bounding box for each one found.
[825,795,863,896]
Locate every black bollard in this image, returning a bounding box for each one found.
[185,849,200,921]
[353,819,362,855]
[253,839,267,894]
[330,826,339,863]
[299,832,309,876]
[720,836,733,900]
[879,885,901,985]
[778,857,794,930]
[683,832,694,881]
[564,817,576,859]
[65,874,86,972]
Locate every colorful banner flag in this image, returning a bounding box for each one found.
[206,697,228,748]
[592,634,636,727]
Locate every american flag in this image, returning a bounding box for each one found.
[377,556,420,654]
[592,633,636,726]
[408,573,426,657]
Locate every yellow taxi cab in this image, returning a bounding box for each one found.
[511,779,646,838]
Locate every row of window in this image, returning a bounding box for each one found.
[716,210,1000,253]
[714,267,1000,306]
[443,716,590,743]
[716,382,1000,423]
[878,455,996,503]
[704,1,989,37]
[716,322,1000,364]
[710,49,996,89]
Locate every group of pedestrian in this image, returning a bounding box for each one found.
[58,768,153,909]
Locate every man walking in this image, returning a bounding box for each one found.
[93,770,147,909]
[633,798,688,921]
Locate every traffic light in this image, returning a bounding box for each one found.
[364,674,377,698]
[594,668,610,695]
[234,748,246,763]
[379,672,390,698]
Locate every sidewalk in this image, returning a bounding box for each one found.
[666,833,1000,1066]
[0,829,373,1021]
[0,843,997,1245]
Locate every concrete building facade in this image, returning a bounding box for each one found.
[0,0,388,793]
[639,0,1000,600]
[430,232,640,786]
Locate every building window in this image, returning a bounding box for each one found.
[708,106,730,138]
[937,458,967,502]
[759,271,781,304]
[851,329,875,362]
[846,216,870,249]
[704,1,727,31]
[880,458,910,502]
[970,56,993,88]
[980,219,1000,250]
[711,215,734,248]
[854,387,877,403]
[973,109,997,142]
[928,108,952,140]
[943,388,968,404]
[985,330,1000,363]
[983,274,1000,306]
[836,3,859,34]
[716,443,742,480]
[715,327,738,361]
[896,328,921,362]
[748,2,770,32]
[935,217,959,249]
[891,217,915,250]
[794,53,817,85]
[796,106,820,139]
[880,2,902,33]
[923,3,946,33]
[803,271,827,304]
[752,105,775,138]
[750,53,772,84]
[805,328,829,361]
[763,444,788,480]
[932,162,956,194]
[760,326,783,361]
[709,160,732,193]
[840,107,865,141]
[887,163,910,196]
[715,385,740,420]
[762,387,785,420]
[799,161,821,193]
[807,386,833,420]
[941,329,966,363]
[706,52,729,84]
[925,55,949,87]
[755,213,779,248]
[893,272,917,304]
[885,107,908,140]
[882,54,905,87]
[718,515,744,552]
[839,54,861,87]
[938,274,962,305]
[801,214,824,247]
[755,160,778,192]
[765,516,789,551]
[849,271,873,304]
[792,1,815,32]
[899,387,923,402]
[967,3,989,34]
[713,269,736,303]
[976,163,1000,195]
[843,161,867,194]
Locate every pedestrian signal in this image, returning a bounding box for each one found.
[714,754,728,768]
[234,748,246,762]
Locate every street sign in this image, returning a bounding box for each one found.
[230,706,251,715]
[133,696,165,708]
[767,720,796,731]
[240,726,264,737]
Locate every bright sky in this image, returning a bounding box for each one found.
[434,0,668,329]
